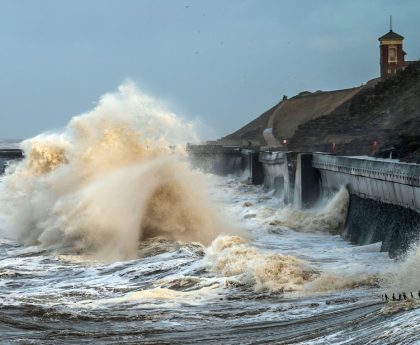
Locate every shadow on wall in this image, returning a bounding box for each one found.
[345,194,420,258]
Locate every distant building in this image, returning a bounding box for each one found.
[377,16,416,80]
[378,28,406,79]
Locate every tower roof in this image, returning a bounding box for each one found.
[378,30,404,41]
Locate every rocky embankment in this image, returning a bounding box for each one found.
[289,61,420,162]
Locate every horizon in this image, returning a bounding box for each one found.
[1,0,420,141]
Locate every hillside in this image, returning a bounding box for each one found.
[271,87,365,141]
[219,60,420,162]
[221,83,375,147]
[288,61,420,161]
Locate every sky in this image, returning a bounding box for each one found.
[1,0,420,141]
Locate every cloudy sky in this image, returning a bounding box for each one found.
[1,0,420,140]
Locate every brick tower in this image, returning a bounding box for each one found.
[378,18,406,79]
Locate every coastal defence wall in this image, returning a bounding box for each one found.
[259,151,295,204]
[312,154,420,212]
[0,149,23,174]
[312,154,420,257]
[186,145,244,176]
[186,145,264,184]
[187,145,420,257]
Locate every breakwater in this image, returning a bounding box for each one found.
[187,145,420,256]
[0,149,23,174]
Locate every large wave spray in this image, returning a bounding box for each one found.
[204,235,317,292]
[0,82,228,260]
[383,242,420,293]
[269,186,349,233]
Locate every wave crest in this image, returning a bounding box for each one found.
[204,235,318,292]
[0,82,227,261]
[269,186,349,233]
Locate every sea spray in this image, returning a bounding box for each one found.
[304,273,380,293]
[204,235,317,292]
[382,241,420,293]
[0,82,229,260]
[269,186,349,233]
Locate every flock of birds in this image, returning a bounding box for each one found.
[382,291,420,302]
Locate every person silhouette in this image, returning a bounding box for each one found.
[403,292,407,300]
[398,293,402,301]
[384,293,389,301]
[392,293,396,301]
[410,292,414,299]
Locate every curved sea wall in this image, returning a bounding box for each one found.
[187,146,420,257]
[312,153,420,257]
[345,195,420,257]
[312,154,420,212]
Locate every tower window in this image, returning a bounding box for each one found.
[388,47,397,63]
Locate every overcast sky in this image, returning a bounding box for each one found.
[1,0,420,140]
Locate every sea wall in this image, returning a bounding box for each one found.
[312,154,420,213]
[186,145,244,176]
[187,146,420,256]
[259,151,295,204]
[0,149,23,174]
[345,195,420,257]
[312,153,420,257]
[186,145,264,184]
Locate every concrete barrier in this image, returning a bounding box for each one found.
[0,149,23,174]
[259,151,295,204]
[186,145,244,176]
[312,153,420,256]
[186,145,420,255]
[294,153,320,208]
[313,154,420,213]
[186,145,264,185]
[241,149,264,185]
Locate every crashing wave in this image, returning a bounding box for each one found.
[204,235,318,292]
[268,186,349,233]
[0,82,229,261]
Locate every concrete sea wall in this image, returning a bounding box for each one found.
[345,195,420,257]
[259,151,296,204]
[311,154,420,257]
[0,149,23,174]
[312,154,420,213]
[187,145,420,257]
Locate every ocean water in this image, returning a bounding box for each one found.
[0,83,419,344]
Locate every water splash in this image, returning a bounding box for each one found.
[269,186,349,233]
[0,82,229,261]
[383,241,420,293]
[204,235,317,292]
